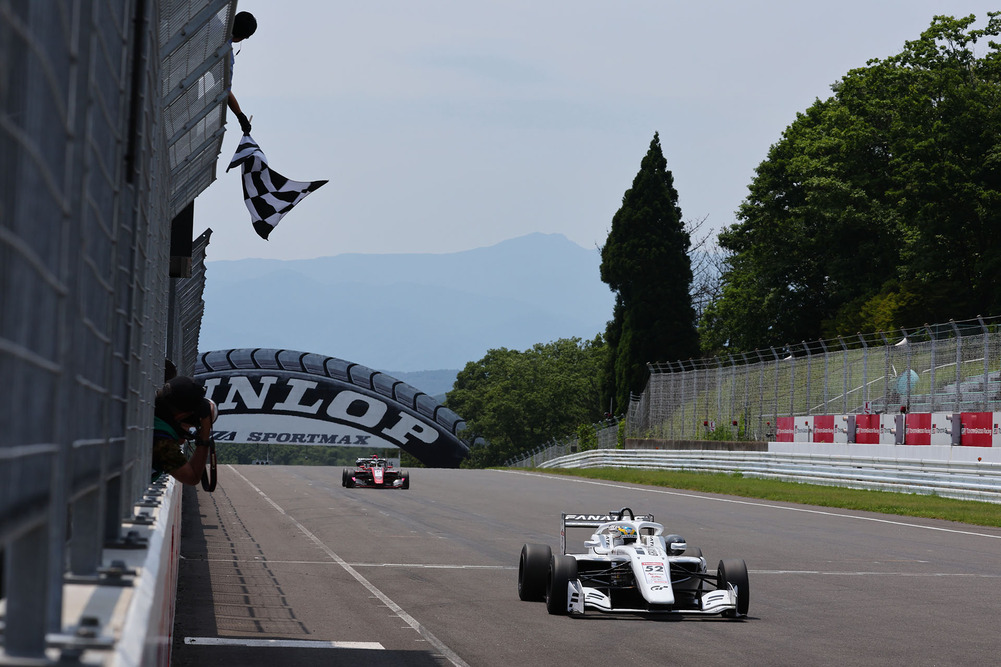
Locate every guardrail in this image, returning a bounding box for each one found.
[504,421,620,468]
[535,449,1001,504]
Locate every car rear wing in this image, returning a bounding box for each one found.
[560,509,654,554]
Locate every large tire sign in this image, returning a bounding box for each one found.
[196,349,469,468]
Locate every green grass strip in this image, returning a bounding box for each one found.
[516,467,1001,528]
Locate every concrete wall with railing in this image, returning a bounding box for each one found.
[1,1,232,663]
[536,442,1001,504]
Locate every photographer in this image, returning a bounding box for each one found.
[152,376,217,486]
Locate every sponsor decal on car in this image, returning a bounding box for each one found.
[642,562,667,582]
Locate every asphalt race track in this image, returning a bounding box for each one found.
[171,466,1001,667]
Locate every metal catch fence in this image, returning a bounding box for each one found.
[628,317,1001,441]
[506,420,621,468]
[1,0,231,659]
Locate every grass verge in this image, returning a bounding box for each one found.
[519,467,1001,528]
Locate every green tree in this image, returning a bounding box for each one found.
[445,337,606,467]
[702,13,1001,354]
[600,133,699,411]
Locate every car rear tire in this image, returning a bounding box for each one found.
[545,555,578,615]
[518,543,551,602]
[717,558,749,617]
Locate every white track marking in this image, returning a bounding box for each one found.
[228,466,471,667]
[753,570,1001,577]
[184,637,383,649]
[501,470,1001,541]
[349,563,513,569]
[187,558,513,569]
[186,556,997,577]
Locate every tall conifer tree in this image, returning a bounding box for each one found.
[600,133,699,412]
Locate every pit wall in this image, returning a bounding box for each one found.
[110,478,183,667]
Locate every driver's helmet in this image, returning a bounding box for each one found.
[614,524,638,544]
[663,533,687,555]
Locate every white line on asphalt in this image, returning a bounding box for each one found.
[502,470,1001,540]
[189,558,993,577]
[184,637,384,649]
[753,570,1001,577]
[186,558,515,569]
[228,466,471,667]
[348,563,515,570]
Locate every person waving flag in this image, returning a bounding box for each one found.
[227,134,328,240]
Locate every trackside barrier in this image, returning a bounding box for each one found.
[518,411,997,471]
[2,0,229,662]
[113,478,183,667]
[0,477,183,665]
[536,447,1001,504]
[504,419,621,468]
[748,412,1000,446]
[630,316,1001,442]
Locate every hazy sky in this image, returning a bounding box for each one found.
[198,1,998,261]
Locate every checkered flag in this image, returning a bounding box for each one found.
[227,135,328,240]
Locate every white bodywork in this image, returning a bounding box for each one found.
[560,515,740,616]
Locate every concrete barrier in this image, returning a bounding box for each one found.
[113,477,183,667]
[38,478,183,666]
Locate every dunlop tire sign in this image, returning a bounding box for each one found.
[195,349,469,468]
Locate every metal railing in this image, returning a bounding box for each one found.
[505,420,621,468]
[536,449,1001,504]
[1,0,230,660]
[628,316,1001,441]
[505,318,1001,470]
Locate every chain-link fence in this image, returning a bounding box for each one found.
[1,0,231,658]
[505,419,621,468]
[628,316,1001,441]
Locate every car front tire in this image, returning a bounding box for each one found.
[545,554,578,615]
[518,543,551,602]
[718,558,750,618]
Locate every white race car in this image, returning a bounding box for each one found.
[518,508,749,618]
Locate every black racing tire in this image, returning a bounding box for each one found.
[342,469,349,487]
[401,471,410,489]
[518,544,551,602]
[718,558,750,618]
[345,471,355,488]
[545,554,578,615]
[195,349,468,468]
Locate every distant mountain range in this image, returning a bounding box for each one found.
[199,233,615,396]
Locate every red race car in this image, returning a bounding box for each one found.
[342,455,410,489]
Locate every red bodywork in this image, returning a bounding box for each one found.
[343,456,410,489]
